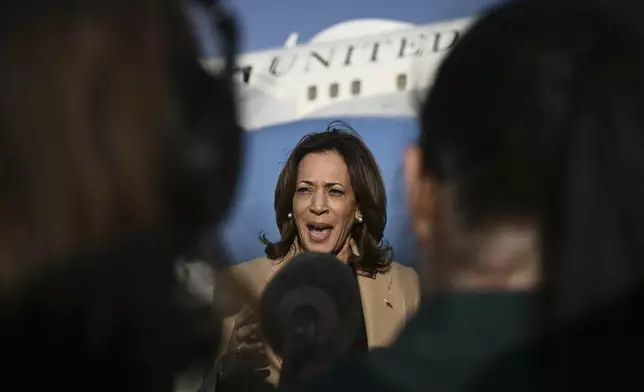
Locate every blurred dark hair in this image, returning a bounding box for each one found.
[420,0,644,383]
[0,0,242,390]
[0,0,240,287]
[260,122,392,274]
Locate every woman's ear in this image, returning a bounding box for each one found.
[404,146,435,246]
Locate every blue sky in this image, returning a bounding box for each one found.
[192,0,510,264]
[189,0,509,55]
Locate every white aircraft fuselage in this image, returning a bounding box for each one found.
[202,17,473,131]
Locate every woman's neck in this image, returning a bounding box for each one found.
[336,247,350,263]
[336,237,360,263]
[291,237,357,263]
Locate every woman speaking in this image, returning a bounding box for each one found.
[210,124,419,390]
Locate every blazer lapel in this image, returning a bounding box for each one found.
[358,271,405,349]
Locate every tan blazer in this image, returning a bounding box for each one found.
[217,256,420,387]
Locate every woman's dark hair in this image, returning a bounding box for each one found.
[260,122,392,274]
[421,0,644,383]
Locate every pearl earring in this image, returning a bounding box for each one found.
[356,216,363,223]
[287,212,293,219]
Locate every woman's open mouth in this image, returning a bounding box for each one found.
[306,222,333,243]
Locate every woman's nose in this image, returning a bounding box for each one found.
[309,192,328,215]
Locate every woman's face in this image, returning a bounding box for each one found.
[292,150,359,256]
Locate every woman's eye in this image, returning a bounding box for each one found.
[329,189,344,196]
[296,187,312,193]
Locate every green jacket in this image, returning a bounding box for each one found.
[303,293,544,392]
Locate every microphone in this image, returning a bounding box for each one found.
[258,252,363,389]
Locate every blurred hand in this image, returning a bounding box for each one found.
[219,309,269,384]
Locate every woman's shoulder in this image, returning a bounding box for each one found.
[387,262,420,293]
[225,256,275,277]
[387,261,418,279]
[218,256,278,297]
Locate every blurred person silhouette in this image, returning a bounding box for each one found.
[202,124,419,392]
[0,0,244,391]
[299,1,644,391]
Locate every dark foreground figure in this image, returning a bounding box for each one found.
[296,1,644,391]
[0,0,242,391]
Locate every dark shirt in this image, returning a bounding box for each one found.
[300,288,644,392]
[347,262,368,355]
[299,292,543,392]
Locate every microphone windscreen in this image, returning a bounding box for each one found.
[258,252,362,359]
